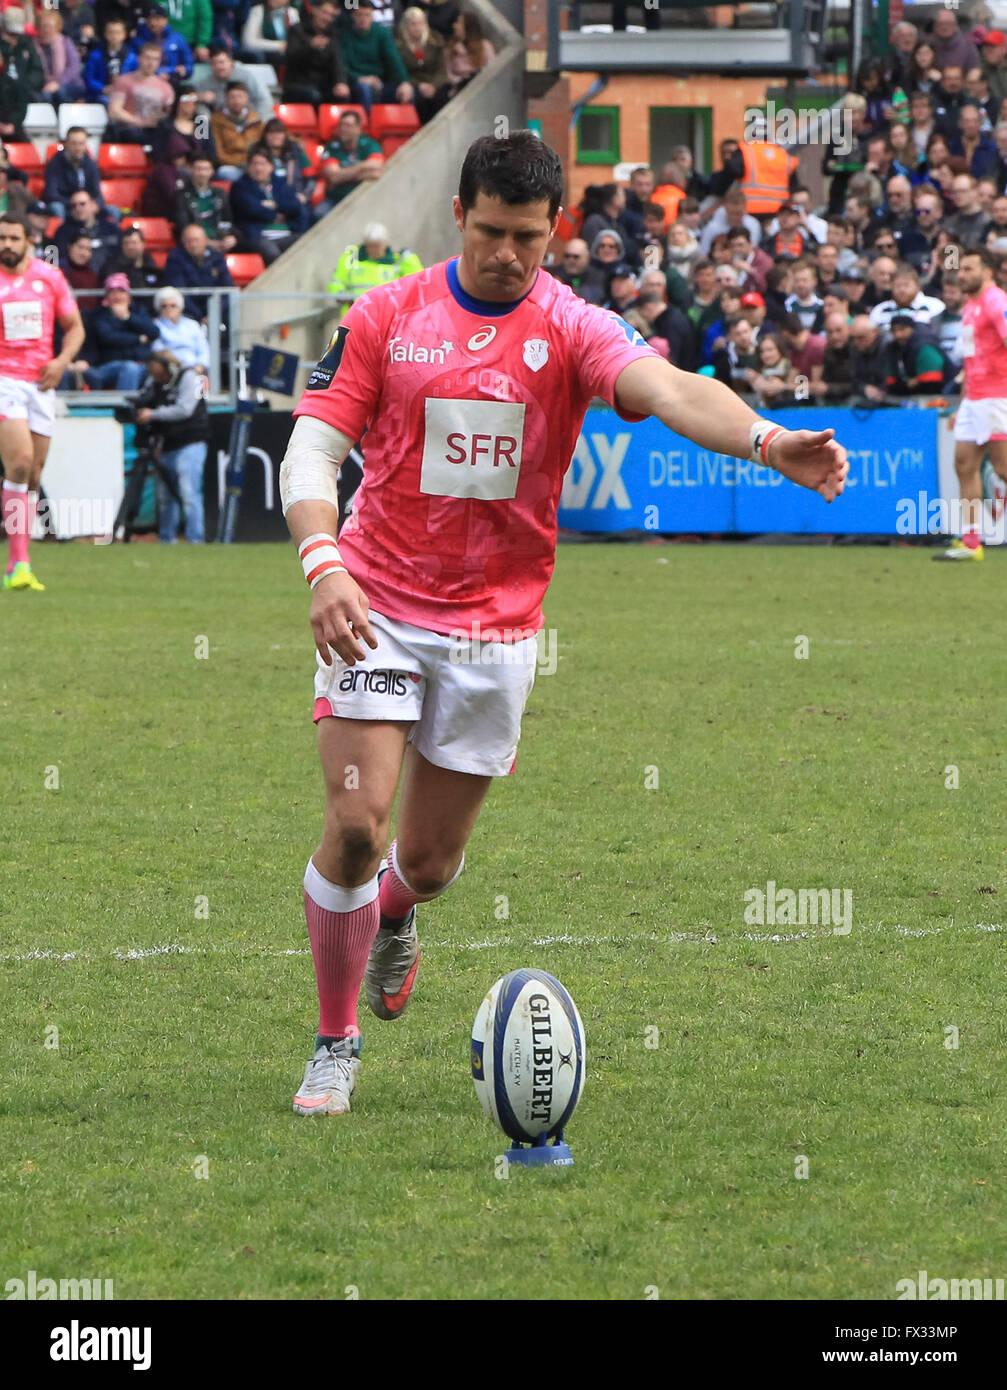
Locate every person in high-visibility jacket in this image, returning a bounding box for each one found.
[738,138,798,215]
[708,123,799,217]
[327,222,424,317]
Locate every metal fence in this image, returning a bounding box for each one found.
[62,286,351,410]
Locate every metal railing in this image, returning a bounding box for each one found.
[61,286,353,409]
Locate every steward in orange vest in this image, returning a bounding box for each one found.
[739,141,799,216]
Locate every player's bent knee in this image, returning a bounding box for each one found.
[326,818,385,880]
[397,849,463,898]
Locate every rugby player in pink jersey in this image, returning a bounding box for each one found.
[279,133,849,1116]
[0,213,85,592]
[935,246,1007,561]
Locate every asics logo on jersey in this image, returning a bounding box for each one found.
[388,336,455,365]
[466,326,497,351]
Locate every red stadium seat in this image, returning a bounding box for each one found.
[99,144,150,175]
[5,142,44,177]
[45,215,61,239]
[380,134,411,159]
[318,103,369,141]
[121,216,174,249]
[273,103,318,140]
[368,104,419,142]
[151,249,169,268]
[226,252,266,287]
[101,178,144,212]
[27,175,45,197]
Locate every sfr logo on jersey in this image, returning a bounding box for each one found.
[420,398,526,500]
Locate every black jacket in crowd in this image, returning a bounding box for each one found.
[132,364,208,450]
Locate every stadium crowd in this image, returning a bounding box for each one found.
[546,8,1007,408]
[0,0,490,392]
[0,0,486,282]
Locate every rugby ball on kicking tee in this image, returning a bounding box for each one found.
[471,969,586,1143]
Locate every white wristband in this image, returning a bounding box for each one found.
[749,420,786,466]
[298,532,346,589]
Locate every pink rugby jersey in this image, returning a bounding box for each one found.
[0,260,76,382]
[962,283,1007,400]
[293,258,659,636]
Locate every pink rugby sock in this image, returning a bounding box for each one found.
[303,859,380,1040]
[2,482,29,571]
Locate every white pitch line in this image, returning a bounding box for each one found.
[0,923,1002,966]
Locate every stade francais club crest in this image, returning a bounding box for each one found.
[522,339,549,372]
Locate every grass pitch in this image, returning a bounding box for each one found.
[2,539,1004,1300]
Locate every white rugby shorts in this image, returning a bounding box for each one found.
[953,397,1007,446]
[0,375,56,437]
[313,610,539,778]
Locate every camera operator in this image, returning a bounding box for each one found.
[132,348,209,544]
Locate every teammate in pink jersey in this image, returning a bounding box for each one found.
[0,213,85,592]
[936,246,1007,561]
[279,133,849,1117]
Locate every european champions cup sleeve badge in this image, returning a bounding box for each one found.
[306,325,350,391]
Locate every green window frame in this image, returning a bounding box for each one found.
[577,106,620,165]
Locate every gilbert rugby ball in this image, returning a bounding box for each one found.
[471,969,586,1142]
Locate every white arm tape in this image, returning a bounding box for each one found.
[279,415,354,515]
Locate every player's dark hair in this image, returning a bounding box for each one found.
[226,80,249,94]
[680,197,700,215]
[0,212,29,233]
[727,226,752,243]
[960,245,997,269]
[779,311,805,335]
[459,132,563,221]
[65,125,87,139]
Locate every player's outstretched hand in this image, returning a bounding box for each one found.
[770,428,849,503]
[310,571,378,668]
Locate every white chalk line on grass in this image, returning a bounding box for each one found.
[0,922,1002,966]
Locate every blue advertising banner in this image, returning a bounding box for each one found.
[558,407,939,535]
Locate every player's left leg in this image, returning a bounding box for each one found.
[366,625,539,1020]
[935,432,985,561]
[1,418,46,591]
[366,748,493,1019]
